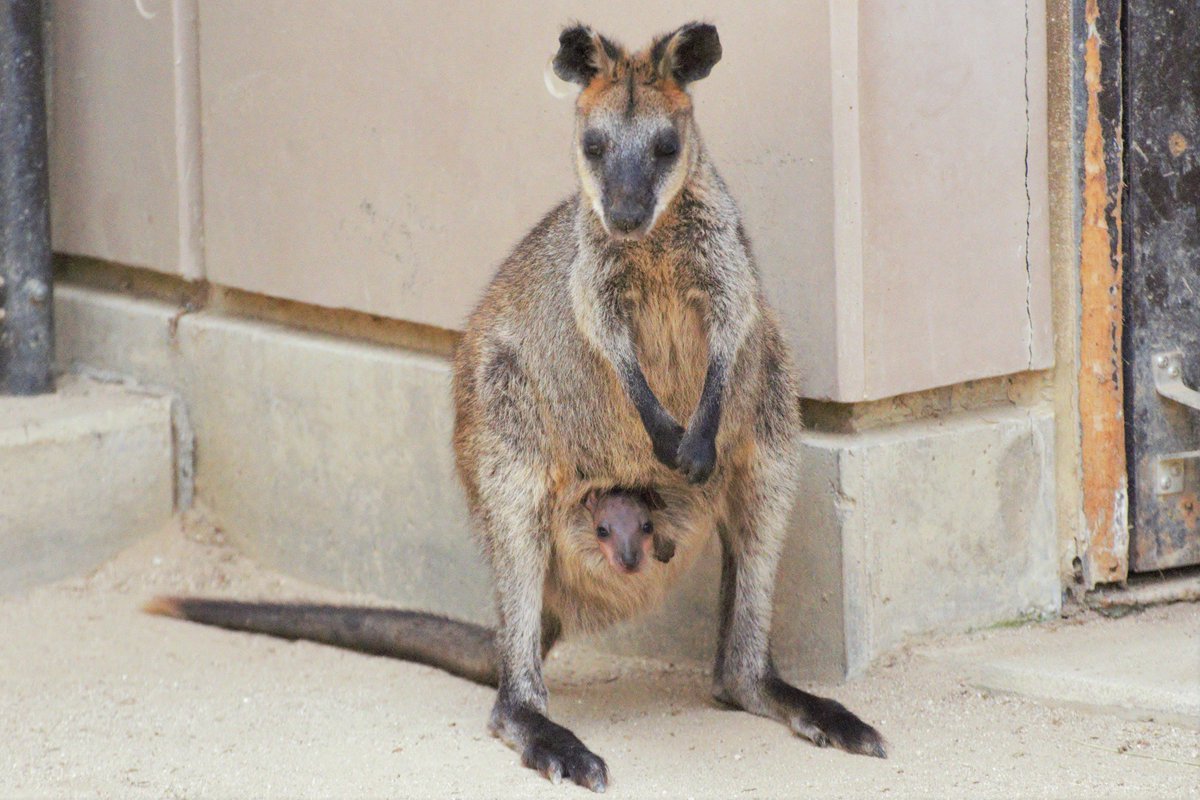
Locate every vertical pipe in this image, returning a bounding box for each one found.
[0,0,54,395]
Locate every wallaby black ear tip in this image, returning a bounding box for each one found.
[681,21,722,62]
[558,22,592,46]
[654,21,722,87]
[554,22,609,86]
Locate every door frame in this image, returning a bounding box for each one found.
[1073,0,1128,587]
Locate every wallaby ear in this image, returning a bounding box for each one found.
[553,24,619,87]
[639,488,666,512]
[652,22,722,87]
[581,488,602,515]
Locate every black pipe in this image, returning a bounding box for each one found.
[0,0,53,395]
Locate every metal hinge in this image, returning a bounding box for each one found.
[1155,451,1199,495]
[1154,351,1200,411]
[1153,351,1200,495]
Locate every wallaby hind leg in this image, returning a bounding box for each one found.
[474,464,608,791]
[712,449,887,758]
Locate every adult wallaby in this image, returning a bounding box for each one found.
[148,21,885,792]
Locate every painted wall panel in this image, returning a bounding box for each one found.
[196,1,841,394]
[853,1,1052,398]
[47,0,190,274]
[49,1,1052,401]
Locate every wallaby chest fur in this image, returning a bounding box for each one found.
[453,158,791,635]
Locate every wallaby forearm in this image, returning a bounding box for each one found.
[622,361,685,467]
[572,268,685,468]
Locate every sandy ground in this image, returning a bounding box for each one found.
[1,519,1197,799]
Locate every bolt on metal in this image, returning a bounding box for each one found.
[24,279,48,304]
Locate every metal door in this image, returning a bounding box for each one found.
[1123,0,1200,571]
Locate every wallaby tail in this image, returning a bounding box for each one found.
[144,597,498,687]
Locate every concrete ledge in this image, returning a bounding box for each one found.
[55,285,1059,679]
[787,407,1060,678]
[178,311,492,625]
[55,284,491,625]
[0,378,174,594]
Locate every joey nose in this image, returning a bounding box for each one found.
[619,548,642,572]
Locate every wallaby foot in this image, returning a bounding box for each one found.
[714,674,887,759]
[489,701,609,792]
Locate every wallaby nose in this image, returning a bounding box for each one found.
[608,206,648,233]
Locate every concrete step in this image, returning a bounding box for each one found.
[929,602,1200,728]
[0,377,175,594]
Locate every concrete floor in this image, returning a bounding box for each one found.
[1,520,1197,799]
[932,602,1199,728]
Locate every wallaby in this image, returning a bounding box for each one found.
[583,486,674,571]
[148,21,885,791]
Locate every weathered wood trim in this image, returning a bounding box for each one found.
[1076,0,1127,586]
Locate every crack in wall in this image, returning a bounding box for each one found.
[1023,0,1035,368]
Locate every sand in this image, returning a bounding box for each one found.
[1,518,1196,798]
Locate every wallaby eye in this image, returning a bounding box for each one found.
[654,132,679,159]
[641,521,654,535]
[596,526,610,539]
[583,132,605,160]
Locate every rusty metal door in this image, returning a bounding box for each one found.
[1123,0,1200,571]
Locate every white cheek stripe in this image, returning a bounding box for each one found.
[575,146,612,233]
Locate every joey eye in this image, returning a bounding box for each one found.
[596,526,610,539]
[641,521,654,535]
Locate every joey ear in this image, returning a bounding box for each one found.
[652,22,722,87]
[652,534,676,564]
[639,488,666,512]
[582,489,602,514]
[553,24,620,86]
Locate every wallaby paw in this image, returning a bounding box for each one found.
[650,423,685,470]
[817,714,886,759]
[788,718,832,748]
[766,675,888,758]
[676,429,716,484]
[795,702,887,757]
[521,734,609,792]
[787,691,886,757]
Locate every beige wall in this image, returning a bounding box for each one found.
[48,1,1051,402]
[854,0,1053,398]
[47,0,196,275]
